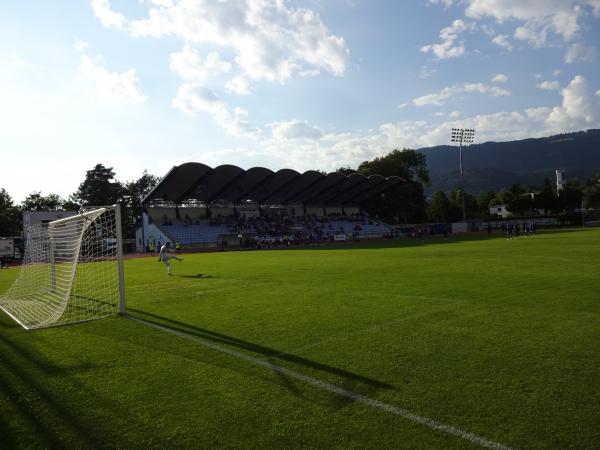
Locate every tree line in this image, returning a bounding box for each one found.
[425,176,600,223]
[0,164,160,237]
[341,149,600,224]
[2,154,600,238]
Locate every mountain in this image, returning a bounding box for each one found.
[417,129,600,194]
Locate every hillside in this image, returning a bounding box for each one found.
[418,129,600,194]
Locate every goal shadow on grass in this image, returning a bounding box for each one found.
[0,321,105,449]
[127,307,393,394]
[177,274,214,279]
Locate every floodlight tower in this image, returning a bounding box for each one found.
[450,128,475,222]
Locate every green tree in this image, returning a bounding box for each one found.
[498,184,532,216]
[584,174,600,207]
[449,188,478,220]
[62,195,81,211]
[426,191,452,222]
[0,188,22,236]
[121,170,160,237]
[557,180,583,213]
[534,178,557,215]
[73,164,124,207]
[21,191,63,211]
[336,166,356,176]
[357,149,430,184]
[355,149,429,223]
[477,191,496,217]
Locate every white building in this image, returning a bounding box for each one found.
[490,204,510,218]
[23,210,77,229]
[556,169,565,194]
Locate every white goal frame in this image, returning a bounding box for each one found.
[0,204,126,330]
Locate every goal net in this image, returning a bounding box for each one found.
[0,205,125,330]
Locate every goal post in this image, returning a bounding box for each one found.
[0,205,126,330]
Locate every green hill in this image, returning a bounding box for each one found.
[418,129,600,193]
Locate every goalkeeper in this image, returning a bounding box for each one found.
[158,242,183,275]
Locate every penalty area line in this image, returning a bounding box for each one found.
[130,316,514,450]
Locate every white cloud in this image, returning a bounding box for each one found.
[553,69,561,76]
[172,83,259,138]
[421,19,469,60]
[225,76,253,96]
[90,0,126,28]
[397,103,408,109]
[5,53,30,70]
[547,75,599,131]
[564,42,596,63]
[299,69,321,77]
[281,75,598,172]
[513,22,550,47]
[449,110,461,118]
[418,65,437,79]
[491,73,508,83]
[413,82,510,106]
[424,1,600,55]
[491,34,513,51]
[78,55,147,105]
[480,24,495,36]
[465,1,581,44]
[122,0,349,83]
[537,80,560,90]
[588,0,600,16]
[596,89,600,96]
[428,0,455,7]
[142,0,175,6]
[269,120,324,141]
[74,36,89,52]
[246,75,599,173]
[169,45,232,81]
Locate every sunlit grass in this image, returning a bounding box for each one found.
[1,229,599,449]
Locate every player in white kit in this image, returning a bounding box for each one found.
[158,242,183,275]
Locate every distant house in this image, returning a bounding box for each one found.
[23,210,77,230]
[490,204,510,218]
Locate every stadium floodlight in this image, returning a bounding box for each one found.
[450,128,476,222]
[0,205,126,329]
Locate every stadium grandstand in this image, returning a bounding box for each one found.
[137,162,402,251]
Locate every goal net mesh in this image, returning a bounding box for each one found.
[0,206,122,329]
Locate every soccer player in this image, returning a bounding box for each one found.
[158,242,183,275]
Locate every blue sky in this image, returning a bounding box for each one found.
[2,0,600,202]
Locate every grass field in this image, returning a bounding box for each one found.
[1,229,599,449]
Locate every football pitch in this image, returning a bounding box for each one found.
[1,229,599,449]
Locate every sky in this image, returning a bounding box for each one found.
[1,0,600,202]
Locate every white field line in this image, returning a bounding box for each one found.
[130,316,514,450]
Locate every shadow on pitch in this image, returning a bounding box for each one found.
[0,325,101,449]
[177,274,214,279]
[127,307,393,395]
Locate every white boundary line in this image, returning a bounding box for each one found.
[130,316,515,450]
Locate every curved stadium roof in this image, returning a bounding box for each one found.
[143,162,403,206]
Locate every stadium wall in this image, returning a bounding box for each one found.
[137,212,171,252]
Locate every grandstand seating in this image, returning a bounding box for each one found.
[160,223,231,245]
[150,214,392,246]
